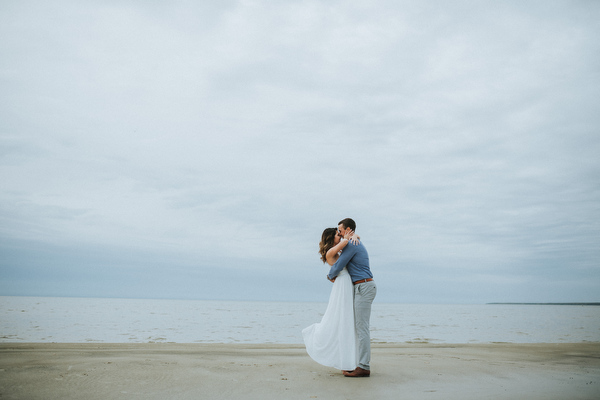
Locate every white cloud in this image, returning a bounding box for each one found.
[1,0,599,302]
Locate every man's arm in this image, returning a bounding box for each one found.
[327,243,357,280]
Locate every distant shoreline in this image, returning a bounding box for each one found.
[487,302,600,306]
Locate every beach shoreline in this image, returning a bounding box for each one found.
[1,343,599,399]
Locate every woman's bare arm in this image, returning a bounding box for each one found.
[325,230,359,265]
[326,238,349,265]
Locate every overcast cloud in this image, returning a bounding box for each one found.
[1,0,599,303]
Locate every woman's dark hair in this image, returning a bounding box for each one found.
[318,228,337,263]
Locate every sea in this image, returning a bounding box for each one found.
[1,296,599,344]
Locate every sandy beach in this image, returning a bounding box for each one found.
[1,343,599,399]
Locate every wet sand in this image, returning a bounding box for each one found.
[1,343,599,399]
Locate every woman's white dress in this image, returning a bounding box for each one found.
[302,267,357,370]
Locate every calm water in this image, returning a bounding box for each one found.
[1,296,599,344]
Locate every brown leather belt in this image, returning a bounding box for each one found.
[353,278,374,285]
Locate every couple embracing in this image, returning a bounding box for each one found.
[302,218,377,378]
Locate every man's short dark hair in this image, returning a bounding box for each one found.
[338,218,356,231]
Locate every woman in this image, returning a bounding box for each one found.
[302,227,359,371]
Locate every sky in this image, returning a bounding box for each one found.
[1,0,599,304]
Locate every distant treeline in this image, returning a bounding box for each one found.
[487,303,600,306]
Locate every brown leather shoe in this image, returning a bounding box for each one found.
[343,367,370,377]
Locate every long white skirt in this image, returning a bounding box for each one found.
[302,268,357,370]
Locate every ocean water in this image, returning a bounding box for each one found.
[1,296,599,344]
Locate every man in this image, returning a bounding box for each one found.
[327,218,377,377]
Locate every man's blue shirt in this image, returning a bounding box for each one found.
[327,241,372,283]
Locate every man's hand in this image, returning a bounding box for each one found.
[327,275,336,283]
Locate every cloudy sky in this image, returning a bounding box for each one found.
[1,0,599,304]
